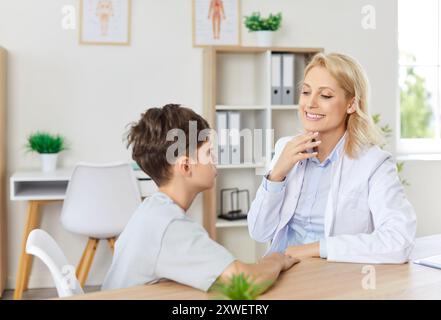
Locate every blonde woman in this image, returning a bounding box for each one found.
[248,52,416,264]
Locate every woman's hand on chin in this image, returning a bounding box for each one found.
[285,242,320,259]
[268,132,321,182]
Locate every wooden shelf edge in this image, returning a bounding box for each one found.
[215,105,266,111]
[216,218,248,228]
[214,46,324,54]
[216,163,266,169]
[271,105,299,110]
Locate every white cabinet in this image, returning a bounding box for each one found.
[202,46,323,262]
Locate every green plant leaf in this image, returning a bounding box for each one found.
[209,273,272,300]
[244,12,282,31]
[25,131,67,154]
[372,115,410,186]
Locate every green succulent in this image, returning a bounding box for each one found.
[244,12,282,32]
[25,131,67,154]
[210,273,272,300]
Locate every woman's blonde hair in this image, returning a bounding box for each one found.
[303,52,384,158]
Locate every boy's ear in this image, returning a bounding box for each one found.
[175,156,192,178]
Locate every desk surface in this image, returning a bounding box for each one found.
[64,235,441,300]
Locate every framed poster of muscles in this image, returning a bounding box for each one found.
[193,0,241,47]
[79,0,131,46]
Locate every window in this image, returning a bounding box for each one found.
[398,0,441,154]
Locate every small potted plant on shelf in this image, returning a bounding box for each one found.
[244,12,282,47]
[25,131,67,172]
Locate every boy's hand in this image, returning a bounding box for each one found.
[282,254,300,271]
[266,252,300,271]
[285,242,320,259]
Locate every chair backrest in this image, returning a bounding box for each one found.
[26,229,84,298]
[60,162,142,239]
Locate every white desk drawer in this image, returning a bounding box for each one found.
[10,169,157,201]
[11,180,69,201]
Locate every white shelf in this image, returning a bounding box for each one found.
[215,105,266,111]
[216,162,265,169]
[271,105,299,110]
[216,218,248,228]
[10,168,157,201]
[205,48,323,262]
[13,182,68,201]
[215,105,299,111]
[396,154,441,161]
[11,169,73,181]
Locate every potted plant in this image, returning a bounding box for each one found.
[209,273,271,300]
[26,132,67,172]
[244,12,282,47]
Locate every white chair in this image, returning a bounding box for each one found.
[60,162,141,287]
[25,229,84,298]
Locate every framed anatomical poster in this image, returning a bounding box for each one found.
[79,0,131,46]
[193,0,241,47]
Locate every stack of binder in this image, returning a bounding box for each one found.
[216,111,242,165]
[271,53,296,105]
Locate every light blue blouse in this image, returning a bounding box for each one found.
[263,133,347,258]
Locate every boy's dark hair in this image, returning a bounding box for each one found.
[126,104,210,186]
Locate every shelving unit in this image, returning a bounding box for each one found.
[215,218,248,228]
[0,47,6,297]
[270,104,299,110]
[215,105,266,111]
[216,162,265,170]
[202,46,323,262]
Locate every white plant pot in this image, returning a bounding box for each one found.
[40,153,58,172]
[255,31,274,47]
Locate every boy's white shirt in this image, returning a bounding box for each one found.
[101,192,235,292]
[248,135,417,264]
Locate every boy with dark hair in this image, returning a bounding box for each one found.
[102,104,297,293]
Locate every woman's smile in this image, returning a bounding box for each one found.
[305,111,326,121]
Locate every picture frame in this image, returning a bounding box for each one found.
[79,0,131,46]
[192,0,242,47]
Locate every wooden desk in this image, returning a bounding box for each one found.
[10,168,157,300]
[64,235,441,300]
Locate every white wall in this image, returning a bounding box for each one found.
[0,0,438,289]
[0,0,206,289]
